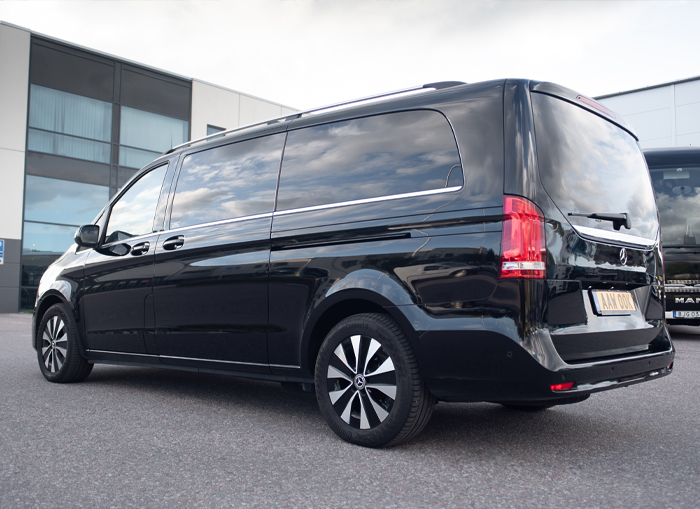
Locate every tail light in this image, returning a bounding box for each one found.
[500,195,546,279]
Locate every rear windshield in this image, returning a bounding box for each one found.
[649,165,700,246]
[533,93,658,244]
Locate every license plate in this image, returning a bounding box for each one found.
[591,290,637,316]
[673,311,700,318]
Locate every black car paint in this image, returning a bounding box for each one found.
[33,79,674,404]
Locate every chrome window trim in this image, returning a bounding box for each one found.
[164,212,273,234]
[572,225,657,249]
[274,185,462,217]
[86,350,159,358]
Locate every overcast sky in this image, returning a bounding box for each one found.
[1,0,698,110]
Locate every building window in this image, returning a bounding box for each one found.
[118,106,189,169]
[21,176,109,308]
[27,84,112,163]
[207,124,226,136]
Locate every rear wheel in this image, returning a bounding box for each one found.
[315,313,435,448]
[37,304,93,383]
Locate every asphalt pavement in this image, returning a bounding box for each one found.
[0,313,698,508]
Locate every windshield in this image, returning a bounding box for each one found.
[649,166,700,246]
[533,93,659,244]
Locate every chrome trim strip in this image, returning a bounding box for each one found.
[164,212,273,235]
[273,186,462,217]
[86,350,159,358]
[159,355,268,367]
[665,286,700,293]
[571,225,657,248]
[564,347,673,369]
[86,350,299,369]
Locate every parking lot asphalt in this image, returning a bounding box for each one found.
[0,313,698,508]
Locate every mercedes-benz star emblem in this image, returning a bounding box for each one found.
[354,374,366,390]
[620,248,628,266]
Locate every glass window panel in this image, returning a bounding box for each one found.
[119,146,161,169]
[533,93,658,242]
[104,164,168,243]
[20,287,38,310]
[650,166,700,246]
[29,84,112,142]
[170,134,285,229]
[277,110,463,211]
[23,221,77,255]
[207,125,226,136]
[27,128,111,164]
[120,106,189,153]
[24,175,109,226]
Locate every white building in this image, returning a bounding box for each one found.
[0,21,297,312]
[596,76,700,149]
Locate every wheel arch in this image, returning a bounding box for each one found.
[300,288,421,376]
[33,291,81,352]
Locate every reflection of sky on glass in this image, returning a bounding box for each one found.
[277,110,463,211]
[170,134,285,228]
[23,222,77,254]
[24,176,109,226]
[533,94,658,241]
[105,164,168,242]
[650,167,700,245]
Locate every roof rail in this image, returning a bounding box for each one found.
[165,80,466,155]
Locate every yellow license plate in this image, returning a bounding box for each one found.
[591,290,637,316]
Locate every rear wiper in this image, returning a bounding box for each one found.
[568,212,631,231]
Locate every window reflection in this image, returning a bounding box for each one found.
[650,167,700,246]
[105,164,168,243]
[277,110,463,211]
[24,176,109,226]
[170,134,285,229]
[533,94,658,241]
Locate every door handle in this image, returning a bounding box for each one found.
[130,241,150,256]
[162,235,185,251]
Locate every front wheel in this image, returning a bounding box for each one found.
[37,304,93,383]
[315,313,435,448]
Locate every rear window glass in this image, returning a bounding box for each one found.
[276,110,463,211]
[649,166,700,246]
[533,93,658,242]
[170,133,285,229]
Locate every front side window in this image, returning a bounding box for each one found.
[276,110,463,211]
[104,164,168,243]
[169,133,285,229]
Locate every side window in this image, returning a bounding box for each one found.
[277,110,463,211]
[169,133,285,229]
[104,164,168,244]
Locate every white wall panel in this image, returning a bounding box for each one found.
[676,132,700,147]
[675,80,700,106]
[599,87,673,116]
[239,95,283,127]
[639,137,674,149]
[281,107,298,117]
[624,109,673,142]
[0,24,30,153]
[0,148,26,239]
[0,24,30,241]
[675,102,700,136]
[190,80,241,140]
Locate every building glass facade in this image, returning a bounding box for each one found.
[20,37,191,309]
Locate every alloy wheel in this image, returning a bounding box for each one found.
[41,315,68,373]
[326,334,397,430]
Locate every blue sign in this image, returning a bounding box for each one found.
[0,239,4,265]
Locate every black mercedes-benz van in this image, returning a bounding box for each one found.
[645,146,700,325]
[33,79,674,447]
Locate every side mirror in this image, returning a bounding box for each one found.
[74,225,100,247]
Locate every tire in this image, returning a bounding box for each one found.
[37,304,93,383]
[315,313,435,448]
